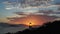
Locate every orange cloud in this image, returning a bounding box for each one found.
[7,15,56,26]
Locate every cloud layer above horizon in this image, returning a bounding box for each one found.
[1,0,60,17]
[0,0,60,24]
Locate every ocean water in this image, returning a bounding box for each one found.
[0,27,27,34]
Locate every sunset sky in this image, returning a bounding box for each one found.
[0,0,60,25]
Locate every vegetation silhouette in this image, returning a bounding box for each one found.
[6,20,60,34]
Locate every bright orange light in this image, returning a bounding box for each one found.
[9,15,55,26]
[23,16,39,26]
[25,22,35,26]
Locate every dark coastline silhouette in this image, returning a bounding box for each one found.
[6,20,60,34]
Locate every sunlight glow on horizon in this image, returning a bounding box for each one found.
[8,15,55,26]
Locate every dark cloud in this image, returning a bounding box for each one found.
[38,10,59,14]
[21,0,53,7]
[38,10,53,13]
[54,0,60,5]
[58,7,60,10]
[14,12,26,15]
[7,16,26,22]
[3,0,53,8]
[55,3,60,5]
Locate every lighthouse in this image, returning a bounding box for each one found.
[29,22,32,29]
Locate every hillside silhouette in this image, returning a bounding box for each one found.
[6,20,60,34]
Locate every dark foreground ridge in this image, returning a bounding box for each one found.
[6,20,60,34]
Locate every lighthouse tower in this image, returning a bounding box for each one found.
[29,22,32,29]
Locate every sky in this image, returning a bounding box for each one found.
[0,0,60,25]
